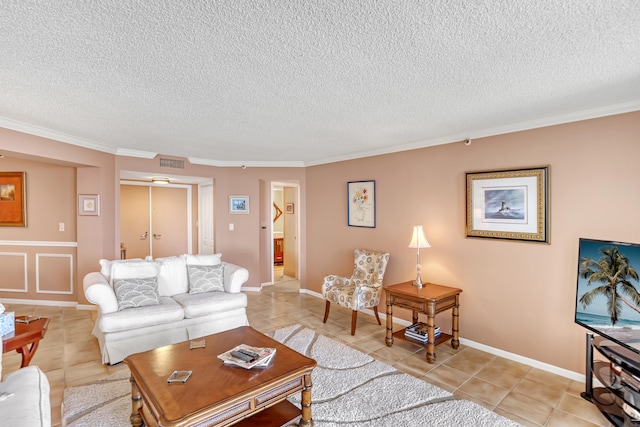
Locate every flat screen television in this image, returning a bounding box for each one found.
[575,238,640,355]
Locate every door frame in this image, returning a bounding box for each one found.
[120,180,193,257]
[271,181,300,283]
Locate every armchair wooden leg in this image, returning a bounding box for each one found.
[351,310,357,335]
[323,301,330,323]
[373,306,381,325]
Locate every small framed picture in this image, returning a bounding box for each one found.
[229,196,249,214]
[348,180,375,228]
[285,203,294,214]
[78,194,100,216]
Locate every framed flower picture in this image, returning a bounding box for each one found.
[348,180,375,228]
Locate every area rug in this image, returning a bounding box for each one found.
[62,325,522,426]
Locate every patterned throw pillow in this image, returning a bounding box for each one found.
[113,277,160,311]
[187,264,225,294]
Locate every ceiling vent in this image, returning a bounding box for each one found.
[159,158,185,169]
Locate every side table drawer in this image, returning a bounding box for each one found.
[390,296,426,313]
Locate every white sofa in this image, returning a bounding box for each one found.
[83,253,249,364]
[0,347,51,426]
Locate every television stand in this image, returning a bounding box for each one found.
[582,332,640,425]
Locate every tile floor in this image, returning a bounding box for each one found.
[1,274,610,426]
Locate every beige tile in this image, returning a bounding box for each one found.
[423,363,473,389]
[556,393,611,426]
[512,377,566,407]
[497,390,554,425]
[456,377,510,406]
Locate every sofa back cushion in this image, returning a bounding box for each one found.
[99,258,145,281]
[110,261,157,284]
[182,253,222,266]
[155,256,189,296]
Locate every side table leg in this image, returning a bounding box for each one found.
[299,373,314,427]
[385,293,393,347]
[451,297,460,349]
[426,312,436,363]
[130,376,143,427]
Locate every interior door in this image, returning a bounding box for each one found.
[120,184,190,259]
[120,185,151,259]
[151,186,188,258]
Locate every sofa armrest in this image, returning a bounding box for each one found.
[223,262,249,293]
[83,272,118,314]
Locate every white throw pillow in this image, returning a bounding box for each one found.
[182,253,222,266]
[113,277,161,311]
[187,264,225,294]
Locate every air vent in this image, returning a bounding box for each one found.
[159,158,185,169]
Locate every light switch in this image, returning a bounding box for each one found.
[59,223,65,231]
[229,223,234,231]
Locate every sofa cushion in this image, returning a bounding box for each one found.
[98,297,185,333]
[182,253,222,266]
[113,277,161,311]
[187,264,224,294]
[172,291,247,319]
[155,256,189,296]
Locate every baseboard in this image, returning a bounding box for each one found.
[300,290,585,383]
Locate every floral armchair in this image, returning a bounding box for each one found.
[322,249,390,335]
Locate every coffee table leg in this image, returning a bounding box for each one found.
[130,376,143,427]
[299,373,314,427]
[16,341,39,368]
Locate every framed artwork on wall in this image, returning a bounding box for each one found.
[0,171,27,226]
[286,203,294,214]
[466,166,549,243]
[229,195,249,214]
[348,180,376,228]
[78,194,100,216]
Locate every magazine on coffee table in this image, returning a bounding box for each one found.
[217,344,276,369]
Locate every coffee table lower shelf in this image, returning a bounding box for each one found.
[393,329,452,348]
[234,400,301,427]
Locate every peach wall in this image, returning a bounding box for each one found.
[305,111,640,374]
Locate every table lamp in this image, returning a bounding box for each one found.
[408,225,430,288]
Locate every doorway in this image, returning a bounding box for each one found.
[271,182,299,286]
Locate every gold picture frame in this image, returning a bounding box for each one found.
[466,167,549,243]
[0,172,27,227]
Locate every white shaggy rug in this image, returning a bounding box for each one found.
[62,325,522,426]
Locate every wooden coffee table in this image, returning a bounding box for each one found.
[2,316,50,368]
[124,326,317,427]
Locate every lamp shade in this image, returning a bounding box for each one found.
[408,225,430,249]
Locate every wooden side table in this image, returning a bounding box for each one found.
[2,316,50,368]
[385,281,461,363]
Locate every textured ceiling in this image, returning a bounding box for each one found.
[1,1,639,167]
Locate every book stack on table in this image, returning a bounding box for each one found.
[404,322,440,343]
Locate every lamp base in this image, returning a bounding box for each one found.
[413,278,423,288]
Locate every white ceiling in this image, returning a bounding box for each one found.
[1,1,639,167]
